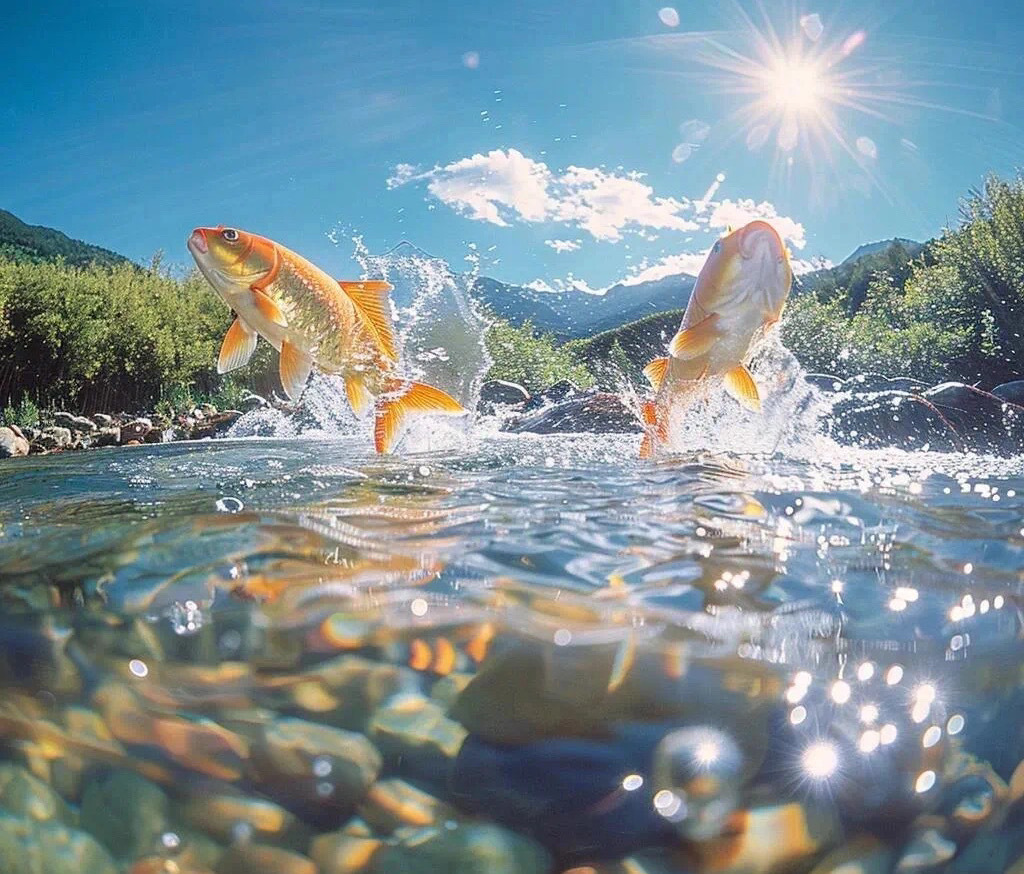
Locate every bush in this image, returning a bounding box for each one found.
[485,320,594,392]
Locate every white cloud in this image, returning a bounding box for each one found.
[705,199,807,249]
[791,256,834,275]
[388,149,699,242]
[545,239,581,253]
[619,251,711,285]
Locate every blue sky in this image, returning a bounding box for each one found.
[3,0,1023,291]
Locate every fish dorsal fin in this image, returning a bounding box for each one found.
[218,317,258,374]
[252,289,288,327]
[338,280,398,361]
[723,364,761,412]
[668,312,719,359]
[643,356,669,390]
[344,373,374,417]
[279,340,314,400]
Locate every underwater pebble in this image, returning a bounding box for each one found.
[310,832,384,874]
[175,791,304,847]
[370,821,552,874]
[807,835,896,873]
[368,693,468,774]
[296,655,421,731]
[0,810,118,874]
[896,829,957,870]
[0,764,73,825]
[214,843,317,874]
[357,778,455,834]
[80,769,171,861]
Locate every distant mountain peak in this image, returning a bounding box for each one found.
[842,237,921,265]
[0,208,129,268]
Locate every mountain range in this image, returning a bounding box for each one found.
[0,208,129,269]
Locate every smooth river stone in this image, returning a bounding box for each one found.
[295,655,421,731]
[357,778,455,834]
[174,791,303,846]
[0,763,73,824]
[214,844,317,874]
[368,693,468,775]
[895,829,957,871]
[369,821,552,874]
[807,836,896,873]
[253,718,381,811]
[310,832,384,874]
[80,769,170,861]
[0,810,118,874]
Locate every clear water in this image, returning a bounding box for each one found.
[1,420,1023,872]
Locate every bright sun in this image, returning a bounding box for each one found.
[764,57,830,113]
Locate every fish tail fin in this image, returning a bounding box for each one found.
[373,380,467,454]
[639,400,667,459]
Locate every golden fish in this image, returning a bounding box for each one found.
[187,225,466,453]
[640,221,792,457]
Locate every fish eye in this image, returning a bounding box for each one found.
[222,228,239,242]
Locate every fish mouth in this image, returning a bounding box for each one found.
[739,221,787,262]
[188,228,208,256]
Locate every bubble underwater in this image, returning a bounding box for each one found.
[0,247,1023,874]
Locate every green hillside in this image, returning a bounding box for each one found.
[0,208,130,269]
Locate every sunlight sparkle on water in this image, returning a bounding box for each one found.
[803,742,839,779]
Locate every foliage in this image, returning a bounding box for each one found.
[0,209,127,269]
[484,320,593,392]
[568,309,682,390]
[0,257,274,413]
[1,396,40,429]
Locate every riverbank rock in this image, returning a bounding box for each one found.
[215,844,317,874]
[507,392,641,435]
[91,413,114,428]
[93,427,121,447]
[32,425,73,452]
[120,418,153,445]
[993,380,1024,407]
[831,391,962,452]
[0,426,30,457]
[54,411,98,434]
[478,380,531,414]
[922,382,1024,455]
[0,811,119,874]
[187,410,243,440]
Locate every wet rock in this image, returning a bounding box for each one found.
[993,380,1024,407]
[0,764,72,823]
[538,379,581,404]
[843,373,929,394]
[311,832,383,874]
[368,693,468,779]
[693,801,840,874]
[430,673,475,708]
[252,718,381,816]
[0,426,30,458]
[130,857,215,874]
[80,769,170,860]
[93,427,121,447]
[370,821,552,874]
[175,791,304,847]
[357,778,455,833]
[831,391,961,452]
[143,426,164,444]
[921,381,1024,454]
[804,373,844,392]
[478,380,531,414]
[0,810,118,874]
[808,836,895,873]
[215,844,316,874]
[188,411,243,440]
[895,828,956,870]
[32,425,73,452]
[240,392,270,411]
[298,654,421,731]
[54,411,98,433]
[507,392,641,434]
[91,413,114,428]
[120,418,153,444]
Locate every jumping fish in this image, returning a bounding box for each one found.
[640,220,792,457]
[187,225,466,453]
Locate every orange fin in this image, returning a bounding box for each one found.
[639,400,667,460]
[432,638,457,675]
[374,381,466,455]
[344,374,374,417]
[723,364,761,412]
[465,623,494,664]
[643,356,669,390]
[252,289,288,327]
[409,639,432,671]
[338,280,398,361]
[279,340,314,400]
[669,313,719,359]
[217,317,258,374]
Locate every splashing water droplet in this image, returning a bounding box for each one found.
[658,7,680,27]
[216,497,244,513]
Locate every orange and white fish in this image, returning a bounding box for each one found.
[187,225,466,453]
[639,220,792,457]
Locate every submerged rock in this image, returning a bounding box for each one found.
[370,821,552,874]
[368,693,468,780]
[0,810,118,874]
[478,380,530,414]
[311,832,384,874]
[507,392,641,434]
[215,844,317,874]
[357,779,455,834]
[174,791,304,846]
[0,764,72,824]
[80,769,170,861]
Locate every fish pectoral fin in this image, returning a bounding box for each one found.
[374,380,466,454]
[217,317,258,374]
[337,280,398,361]
[278,340,314,400]
[668,313,720,359]
[723,364,761,412]
[251,289,288,327]
[344,373,374,417]
[643,356,669,390]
